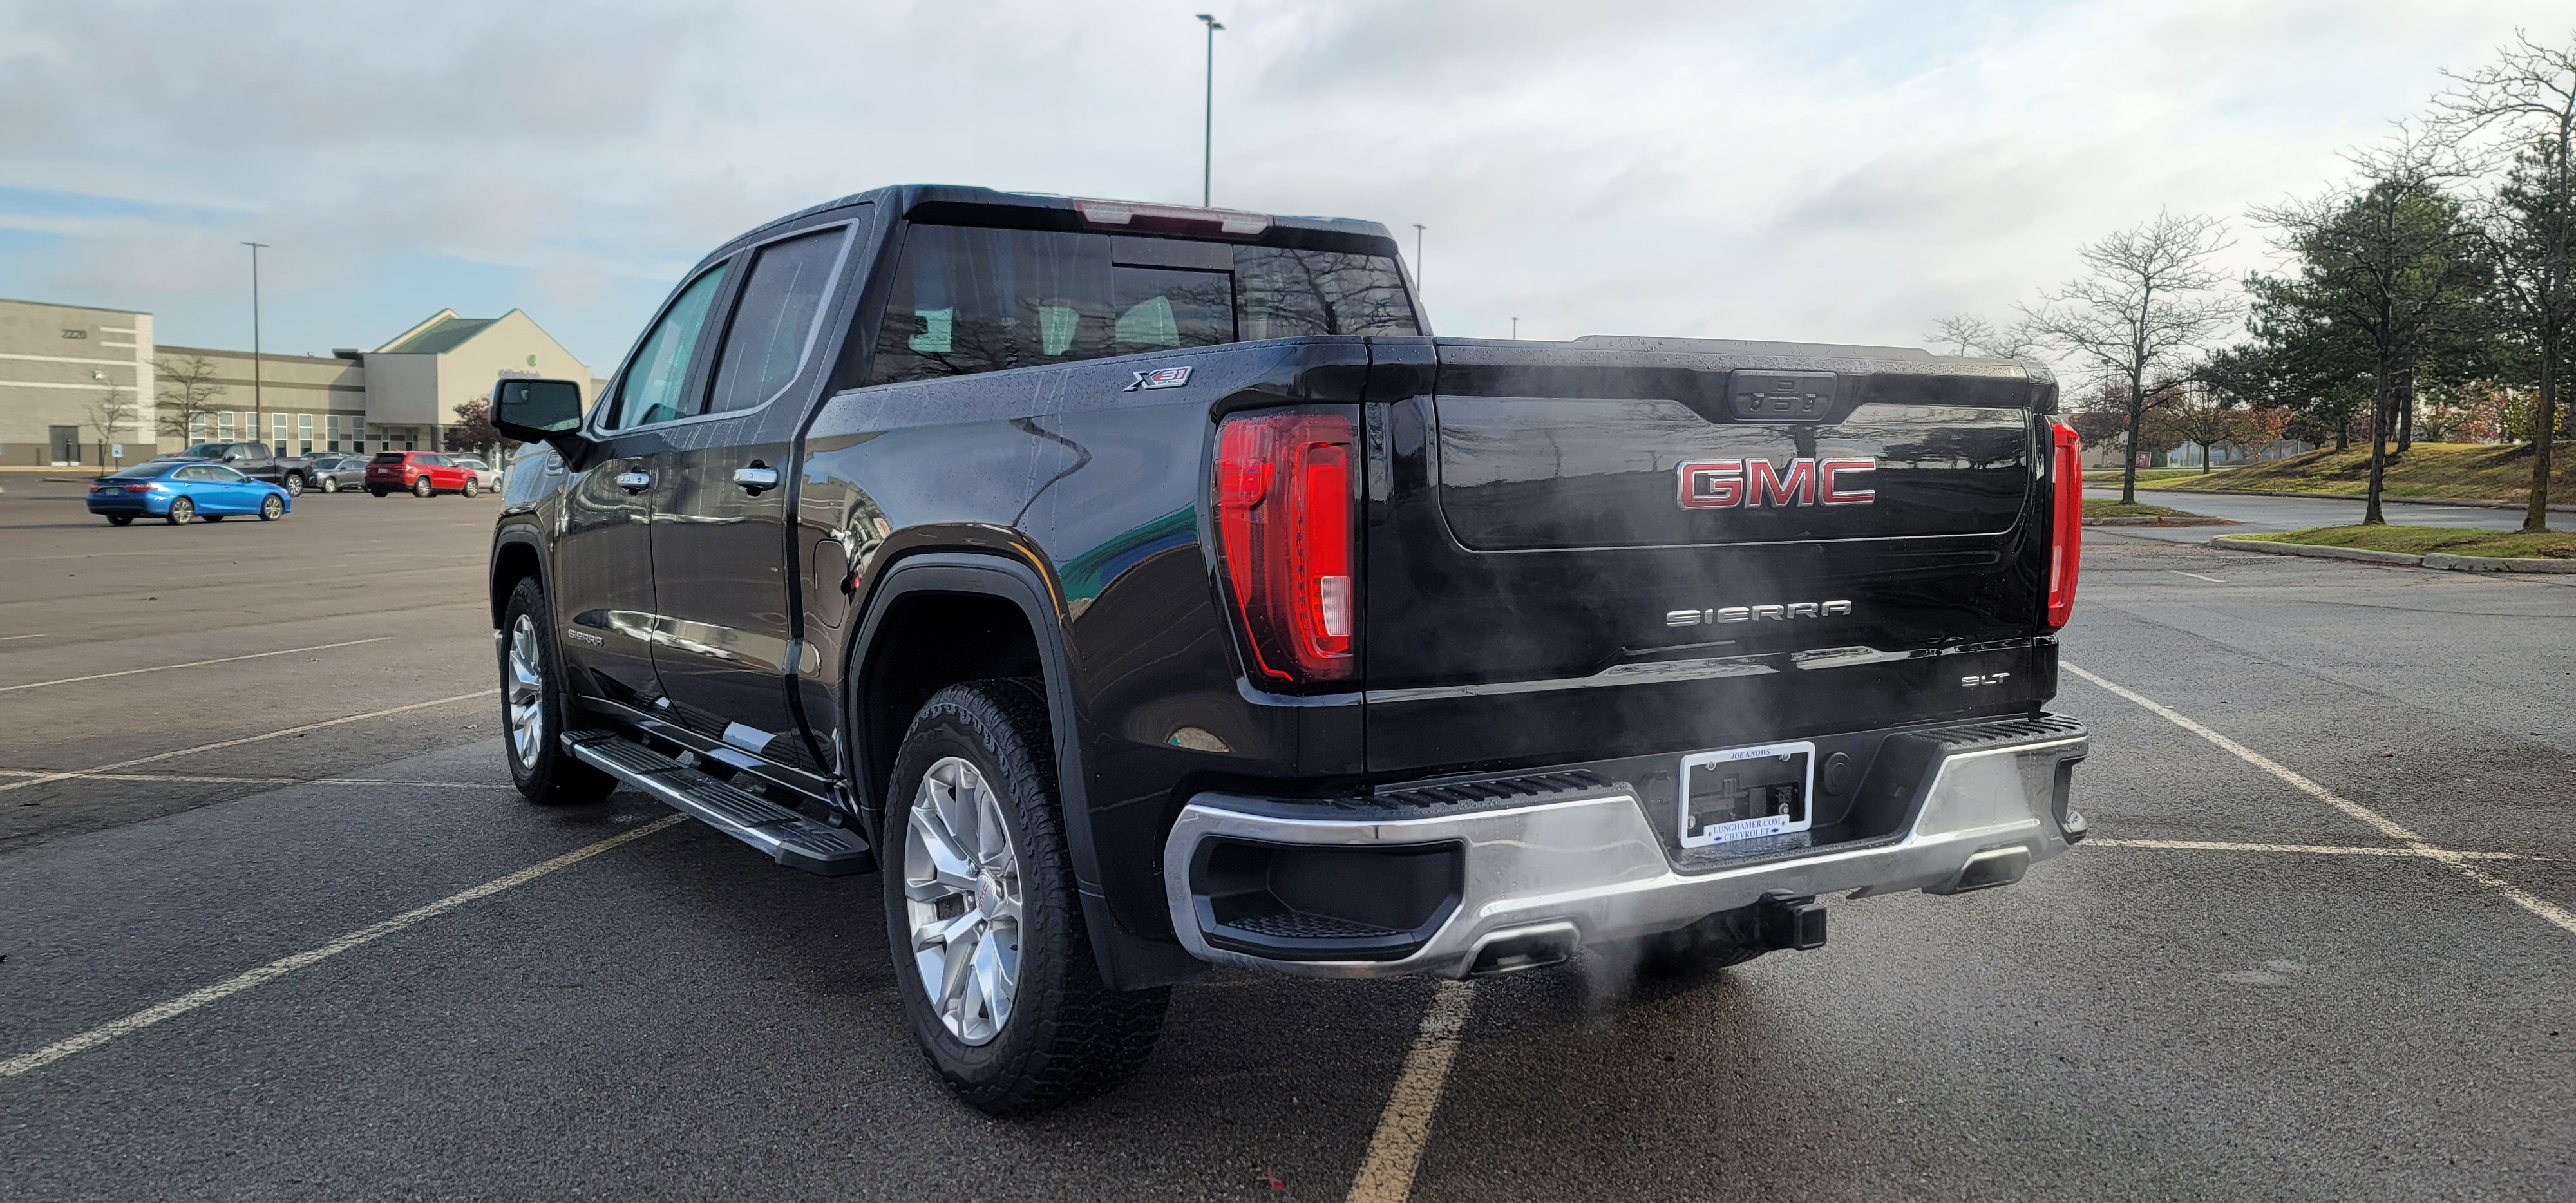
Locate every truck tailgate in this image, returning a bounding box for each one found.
[1362,337,2058,778]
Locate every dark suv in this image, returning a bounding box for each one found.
[486,185,2091,1115]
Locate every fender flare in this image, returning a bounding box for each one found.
[848,551,1151,985]
[489,523,553,629]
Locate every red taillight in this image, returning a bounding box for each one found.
[2047,422,2082,629]
[125,484,149,493]
[1215,409,1357,684]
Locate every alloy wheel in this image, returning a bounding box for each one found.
[506,614,545,766]
[904,756,1023,1046]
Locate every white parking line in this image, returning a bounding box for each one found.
[0,769,515,790]
[0,814,687,1080]
[1345,980,1477,1203]
[0,634,46,643]
[2090,837,2559,862]
[0,690,496,794]
[2065,663,2576,936]
[2169,571,2226,583]
[0,636,395,694]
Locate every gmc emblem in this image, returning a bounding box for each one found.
[1676,457,1876,509]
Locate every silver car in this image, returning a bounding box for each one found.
[307,455,370,493]
[450,454,505,493]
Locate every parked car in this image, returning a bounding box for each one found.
[485,184,2090,1116]
[366,451,481,498]
[169,441,315,497]
[307,455,370,493]
[450,453,505,493]
[86,460,291,525]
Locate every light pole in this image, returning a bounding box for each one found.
[1197,14,1223,206]
[1412,223,1426,296]
[1512,317,1519,340]
[242,242,269,445]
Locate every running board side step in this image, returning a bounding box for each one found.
[562,730,874,876]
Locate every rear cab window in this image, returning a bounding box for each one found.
[868,223,1417,384]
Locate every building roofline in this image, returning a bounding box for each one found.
[0,296,152,317]
[157,343,361,365]
[374,308,461,353]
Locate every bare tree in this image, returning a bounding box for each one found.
[155,353,230,444]
[1926,314,2039,359]
[2437,29,2576,531]
[2251,133,2488,525]
[2020,209,2242,504]
[85,384,138,469]
[2146,384,2244,474]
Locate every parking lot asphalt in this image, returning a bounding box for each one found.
[3,489,2571,1200]
[2084,483,2529,544]
[0,478,503,851]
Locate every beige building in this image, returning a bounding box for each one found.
[0,297,592,468]
[0,298,156,468]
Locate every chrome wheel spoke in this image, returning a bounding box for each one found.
[903,753,1023,1046]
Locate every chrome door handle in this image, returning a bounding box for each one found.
[614,470,652,493]
[733,464,781,494]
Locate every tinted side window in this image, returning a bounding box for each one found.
[1235,247,1418,339]
[609,264,730,428]
[706,229,844,414]
[872,227,1112,384]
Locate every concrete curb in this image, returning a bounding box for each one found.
[2210,535,2423,565]
[2422,551,2576,574]
[2085,516,2234,527]
[2211,534,2576,574]
[2132,484,2576,515]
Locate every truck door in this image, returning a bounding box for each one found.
[645,220,855,767]
[551,260,734,708]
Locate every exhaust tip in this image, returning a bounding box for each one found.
[1946,845,2031,893]
[1466,924,1578,976]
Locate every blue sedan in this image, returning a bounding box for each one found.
[86,461,292,526]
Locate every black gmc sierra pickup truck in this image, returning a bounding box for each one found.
[486,185,2091,1114]
[170,441,314,495]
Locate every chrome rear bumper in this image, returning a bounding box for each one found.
[1162,717,2088,979]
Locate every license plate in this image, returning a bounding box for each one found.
[1678,741,1814,848]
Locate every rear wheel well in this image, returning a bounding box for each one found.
[490,542,542,629]
[859,591,1046,820]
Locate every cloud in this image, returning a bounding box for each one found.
[0,0,2568,369]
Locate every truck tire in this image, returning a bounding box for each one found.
[884,679,1168,1115]
[282,473,305,497]
[498,576,616,806]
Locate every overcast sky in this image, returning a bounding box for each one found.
[1,1,2567,375]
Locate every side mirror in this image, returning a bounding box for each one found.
[491,379,589,457]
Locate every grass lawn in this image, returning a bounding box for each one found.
[2084,498,2202,518]
[2242,524,2576,558]
[2159,442,2571,505]
[2082,467,2218,487]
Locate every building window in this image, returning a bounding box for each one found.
[352,417,366,453]
[325,414,341,451]
[216,412,235,440]
[190,417,209,444]
[272,413,290,447]
[298,413,314,455]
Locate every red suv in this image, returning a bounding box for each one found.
[366,451,480,498]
